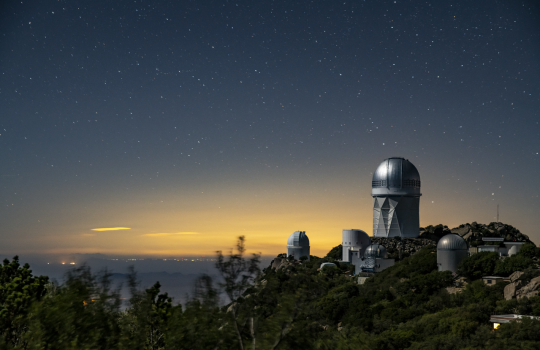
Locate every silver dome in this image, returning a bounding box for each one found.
[320,262,337,269]
[372,157,421,196]
[287,231,310,247]
[437,234,468,251]
[364,244,388,259]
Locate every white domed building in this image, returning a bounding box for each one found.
[287,231,310,260]
[437,234,469,274]
[364,244,388,259]
[350,243,395,274]
[372,157,421,238]
[342,229,371,262]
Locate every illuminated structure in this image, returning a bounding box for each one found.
[351,243,395,273]
[342,229,371,262]
[437,234,468,274]
[372,157,421,238]
[287,231,310,260]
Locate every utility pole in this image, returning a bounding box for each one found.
[497,204,499,222]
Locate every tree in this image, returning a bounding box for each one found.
[518,243,539,259]
[324,245,342,261]
[24,266,122,350]
[215,236,261,350]
[494,255,533,276]
[0,256,49,348]
[457,252,499,280]
[122,270,173,350]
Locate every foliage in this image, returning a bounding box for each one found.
[519,243,540,259]
[2,226,540,349]
[122,273,173,350]
[457,252,499,280]
[0,256,49,348]
[494,255,533,276]
[324,244,342,261]
[23,266,122,350]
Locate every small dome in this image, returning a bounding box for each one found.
[437,234,468,251]
[287,231,310,247]
[364,244,388,258]
[320,262,337,269]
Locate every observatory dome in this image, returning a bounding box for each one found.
[372,157,421,196]
[437,234,468,274]
[437,234,468,251]
[342,229,371,262]
[287,231,310,261]
[364,244,388,259]
[287,231,310,247]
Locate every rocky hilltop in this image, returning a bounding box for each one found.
[369,222,531,259]
[370,237,434,259]
[449,221,530,246]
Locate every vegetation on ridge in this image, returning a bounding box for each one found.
[1,223,540,349]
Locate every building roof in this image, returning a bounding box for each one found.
[372,157,421,196]
[320,262,337,269]
[437,234,468,251]
[482,237,504,242]
[287,231,310,247]
[490,314,540,324]
[364,244,388,259]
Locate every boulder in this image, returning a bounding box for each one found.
[451,225,471,238]
[517,276,540,300]
[271,257,284,270]
[270,257,292,270]
[509,271,524,282]
[446,286,463,295]
[504,283,518,300]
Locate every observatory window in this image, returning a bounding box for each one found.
[403,179,421,188]
[372,180,387,187]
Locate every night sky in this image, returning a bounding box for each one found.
[1,0,539,257]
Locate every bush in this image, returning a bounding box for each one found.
[519,243,539,259]
[457,252,499,280]
[494,255,533,276]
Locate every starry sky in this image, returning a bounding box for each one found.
[1,0,539,257]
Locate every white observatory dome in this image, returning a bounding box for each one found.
[287,231,310,261]
[372,157,421,196]
[372,157,422,238]
[437,234,468,251]
[364,244,388,259]
[437,234,469,274]
[287,231,310,247]
[342,229,371,262]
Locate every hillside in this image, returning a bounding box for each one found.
[256,244,540,348]
[359,222,533,260]
[1,223,540,349]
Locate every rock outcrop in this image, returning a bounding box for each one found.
[370,237,435,258]
[504,272,540,300]
[517,276,540,300]
[450,222,530,246]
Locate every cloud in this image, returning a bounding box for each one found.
[143,232,199,237]
[80,233,96,237]
[91,227,131,231]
